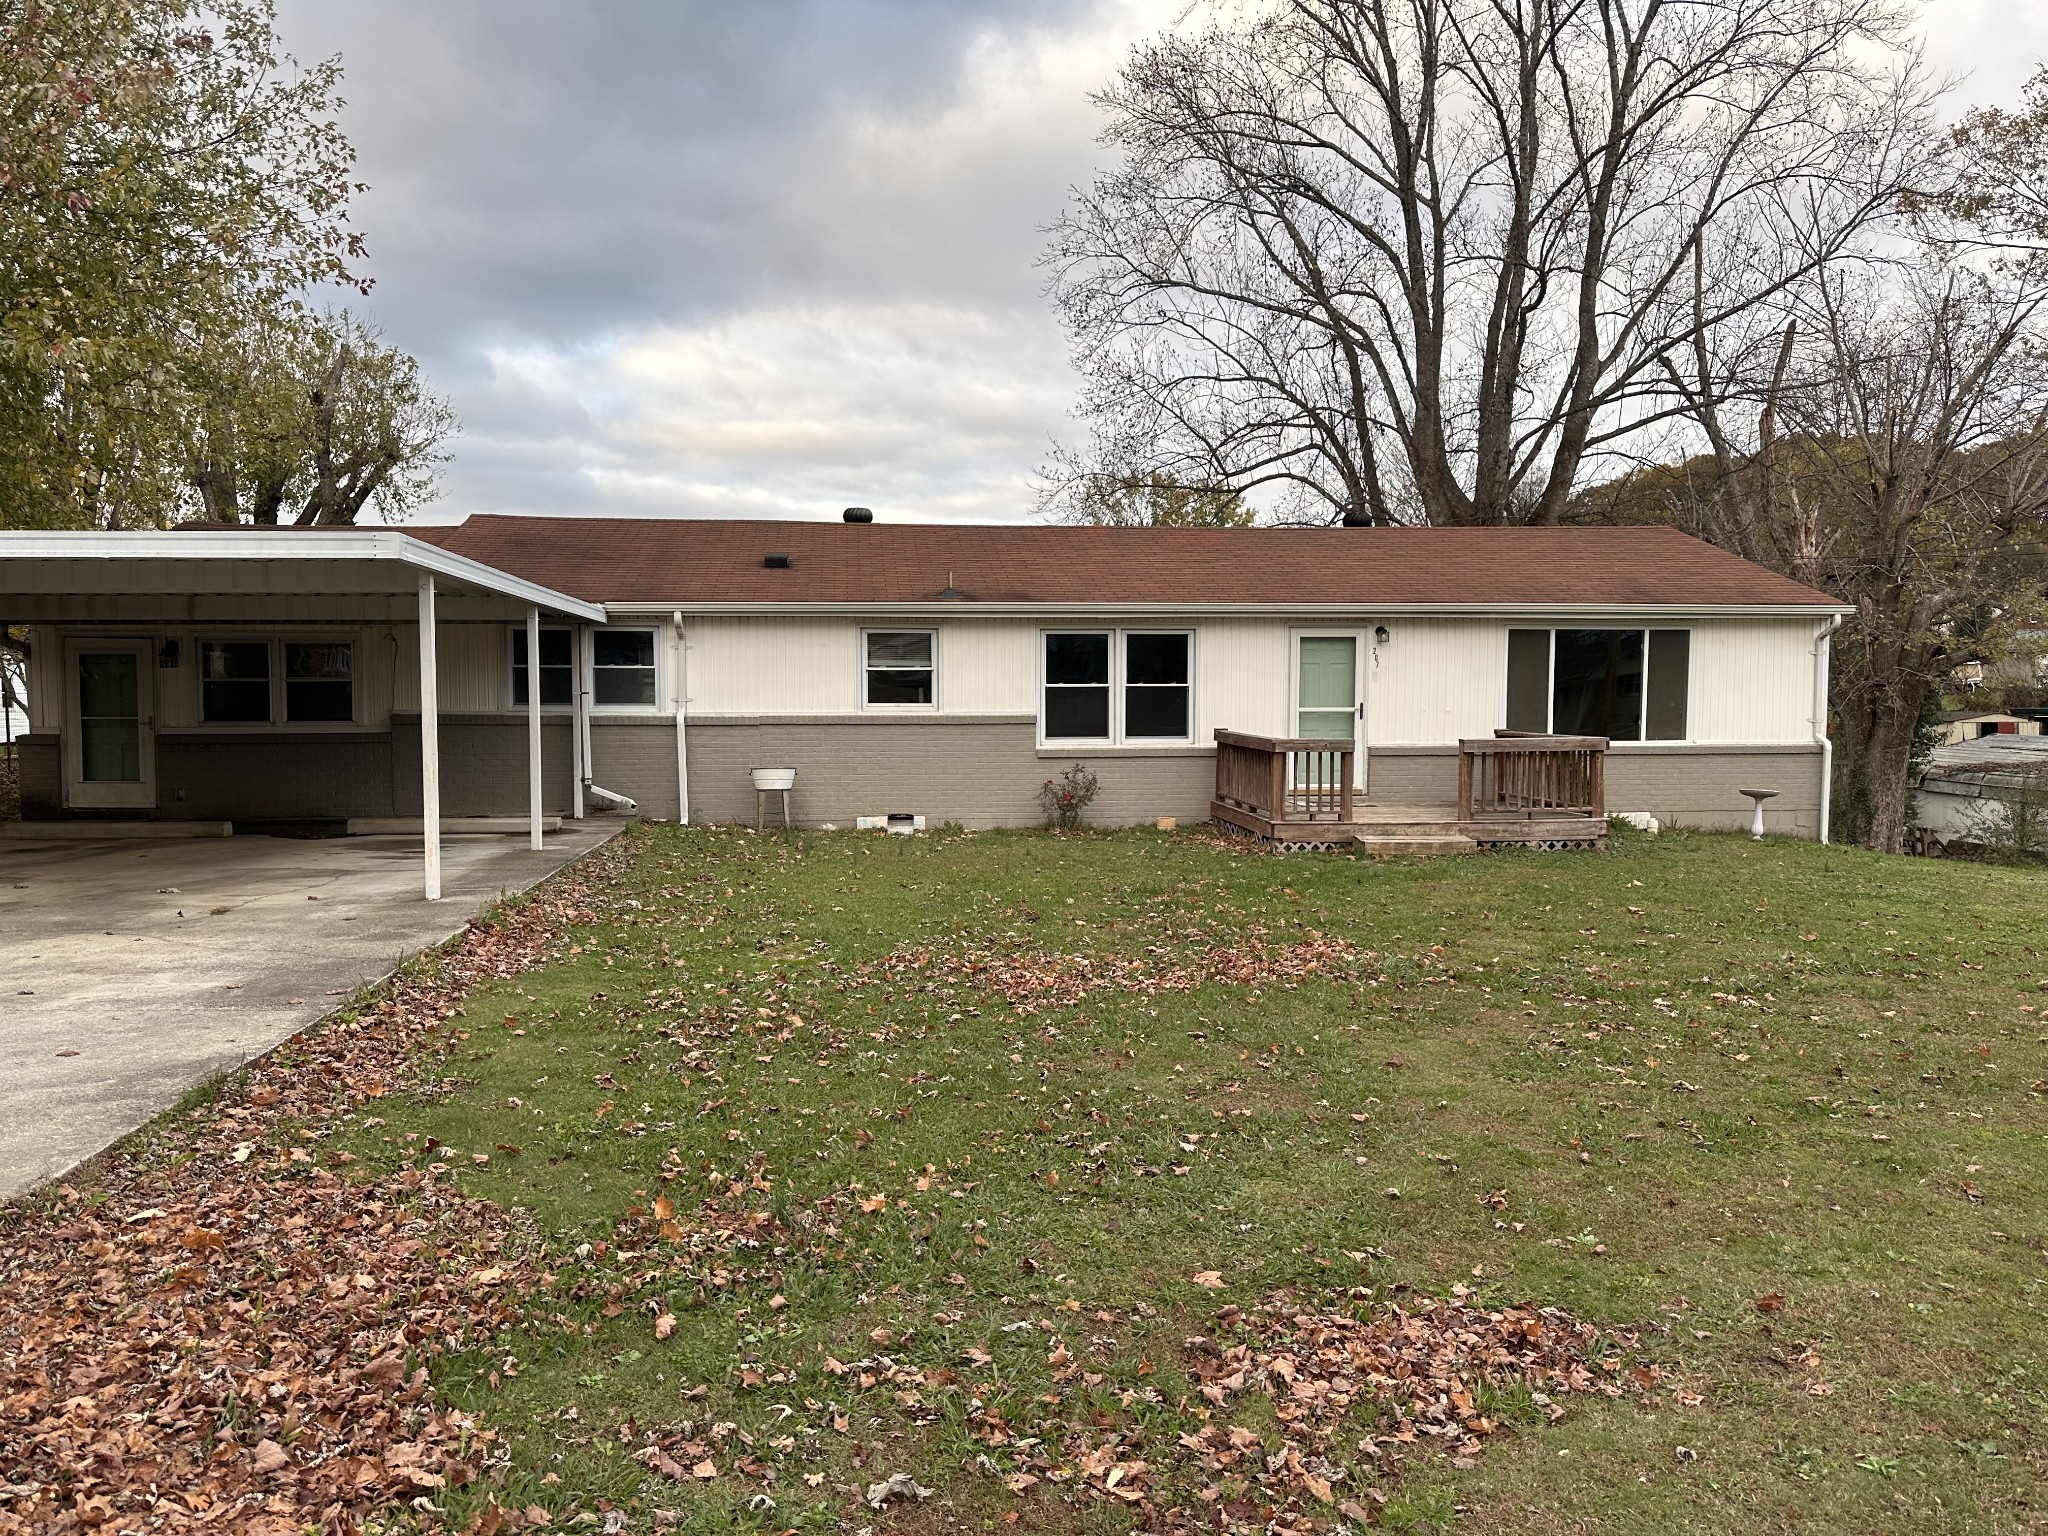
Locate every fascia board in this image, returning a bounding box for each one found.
[0,530,606,623]
[603,599,1853,620]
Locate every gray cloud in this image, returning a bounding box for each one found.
[272,0,2046,526]
[269,0,1174,522]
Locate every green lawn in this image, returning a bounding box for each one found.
[334,824,2048,1534]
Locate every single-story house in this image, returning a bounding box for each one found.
[2,516,1850,888]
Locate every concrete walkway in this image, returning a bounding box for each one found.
[0,823,623,1200]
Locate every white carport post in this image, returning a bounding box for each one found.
[570,623,587,820]
[526,605,544,851]
[418,573,442,901]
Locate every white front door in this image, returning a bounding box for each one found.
[1294,632,1364,786]
[65,639,155,809]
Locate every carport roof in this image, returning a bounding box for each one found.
[0,528,606,621]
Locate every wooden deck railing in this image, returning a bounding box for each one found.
[1458,733,1607,821]
[1214,730,1355,824]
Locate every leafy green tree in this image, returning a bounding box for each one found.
[0,0,363,528]
[188,310,456,525]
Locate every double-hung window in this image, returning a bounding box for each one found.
[514,627,658,709]
[864,630,935,706]
[285,643,354,721]
[1123,632,1190,739]
[201,641,272,723]
[593,629,657,706]
[1505,628,1689,741]
[1041,630,1193,743]
[1044,632,1112,740]
[512,627,574,707]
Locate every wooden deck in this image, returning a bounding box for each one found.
[1210,730,1609,854]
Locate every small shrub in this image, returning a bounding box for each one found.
[1038,762,1100,831]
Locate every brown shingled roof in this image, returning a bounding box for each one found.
[406,515,1845,609]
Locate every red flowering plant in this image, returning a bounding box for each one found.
[1038,762,1101,830]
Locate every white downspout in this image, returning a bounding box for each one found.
[1814,614,1843,844]
[672,611,689,825]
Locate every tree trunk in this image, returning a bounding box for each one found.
[1838,678,1930,855]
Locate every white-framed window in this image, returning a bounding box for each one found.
[512,627,574,708]
[511,626,661,711]
[1041,629,1195,744]
[198,637,356,725]
[593,628,658,707]
[1505,628,1689,741]
[863,629,936,708]
[284,642,354,722]
[1123,631,1191,739]
[1044,631,1112,740]
[200,640,272,723]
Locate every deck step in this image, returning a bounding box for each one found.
[1354,834,1478,857]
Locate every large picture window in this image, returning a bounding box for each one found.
[593,629,657,707]
[864,630,935,706]
[512,627,574,707]
[1504,628,1688,741]
[1044,632,1111,740]
[201,641,272,723]
[1124,632,1190,739]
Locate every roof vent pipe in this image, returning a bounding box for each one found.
[842,506,873,523]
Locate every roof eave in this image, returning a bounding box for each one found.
[603,599,1853,619]
[0,529,607,623]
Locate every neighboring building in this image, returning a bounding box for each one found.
[1915,735,2048,852]
[2,517,1850,862]
[1936,709,2043,747]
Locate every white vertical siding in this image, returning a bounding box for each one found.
[1367,618,1504,745]
[938,619,1035,713]
[19,610,1825,747]
[1689,617,1818,744]
[26,626,57,731]
[393,622,505,713]
[685,617,858,714]
[1196,619,1291,739]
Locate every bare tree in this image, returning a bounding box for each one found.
[1660,248,2048,853]
[1045,0,1931,525]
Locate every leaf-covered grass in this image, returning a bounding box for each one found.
[334,824,2048,1534]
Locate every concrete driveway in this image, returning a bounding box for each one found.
[0,824,622,1200]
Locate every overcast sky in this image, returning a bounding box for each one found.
[272,0,2048,527]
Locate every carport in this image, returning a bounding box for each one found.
[0,529,608,898]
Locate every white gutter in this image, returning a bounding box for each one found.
[602,600,1853,621]
[0,529,607,624]
[1814,613,1844,843]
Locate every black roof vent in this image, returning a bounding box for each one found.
[937,567,963,600]
[842,506,873,523]
[763,551,792,569]
[1341,510,1373,528]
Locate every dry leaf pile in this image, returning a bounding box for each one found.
[1037,1290,1635,1532]
[639,1287,1639,1534]
[859,924,1368,1014]
[0,837,641,1536]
